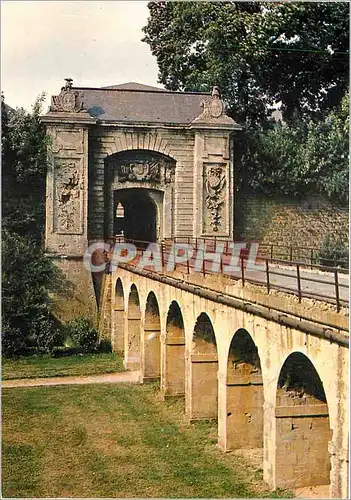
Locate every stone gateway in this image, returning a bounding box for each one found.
[41,79,241,320]
[42,79,241,255]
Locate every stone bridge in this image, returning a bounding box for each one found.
[99,263,349,498]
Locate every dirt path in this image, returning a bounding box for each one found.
[2,370,140,388]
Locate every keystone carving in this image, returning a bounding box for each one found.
[205,165,226,232]
[50,78,84,113]
[55,160,83,231]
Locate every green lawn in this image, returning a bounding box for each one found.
[2,382,291,498]
[2,352,124,380]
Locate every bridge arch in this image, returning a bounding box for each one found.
[112,278,125,352]
[125,284,141,370]
[274,351,331,490]
[226,328,264,453]
[162,301,185,398]
[142,291,161,381]
[187,312,218,421]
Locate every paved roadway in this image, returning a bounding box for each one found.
[123,248,349,307]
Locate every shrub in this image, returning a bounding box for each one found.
[1,320,26,358]
[63,317,98,353]
[1,229,66,357]
[52,346,83,358]
[317,235,349,269]
[98,339,112,353]
[28,315,64,354]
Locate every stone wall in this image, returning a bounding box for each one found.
[234,193,349,250]
[50,258,98,326]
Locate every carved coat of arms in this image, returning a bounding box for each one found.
[113,159,175,184]
[50,78,84,113]
[118,162,161,183]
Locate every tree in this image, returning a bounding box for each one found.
[242,92,349,201]
[1,229,63,356]
[143,2,349,202]
[1,96,67,357]
[143,2,349,125]
[2,94,49,241]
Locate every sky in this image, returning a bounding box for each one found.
[1,1,160,111]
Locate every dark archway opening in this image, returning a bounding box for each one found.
[144,291,161,381]
[275,352,331,490]
[226,329,263,452]
[114,188,157,242]
[163,301,185,398]
[189,313,218,420]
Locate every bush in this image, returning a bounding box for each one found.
[317,235,349,269]
[28,315,64,354]
[1,320,27,358]
[63,317,98,353]
[1,229,66,358]
[52,346,83,358]
[98,339,112,353]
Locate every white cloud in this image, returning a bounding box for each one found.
[1,1,159,110]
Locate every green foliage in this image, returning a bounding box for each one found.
[316,234,349,269]
[28,316,64,355]
[1,94,49,240]
[2,320,26,359]
[98,339,113,353]
[1,96,70,357]
[143,2,349,125]
[63,317,99,353]
[2,230,66,357]
[241,93,349,202]
[143,2,349,201]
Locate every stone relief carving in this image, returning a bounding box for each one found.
[207,86,224,118]
[164,164,175,184]
[204,165,226,232]
[192,86,237,127]
[50,78,84,113]
[55,160,83,232]
[109,158,175,185]
[117,161,161,183]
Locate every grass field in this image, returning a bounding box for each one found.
[2,382,291,498]
[2,352,124,380]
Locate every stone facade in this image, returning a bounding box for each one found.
[42,80,241,255]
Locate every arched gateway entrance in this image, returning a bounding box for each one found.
[113,188,158,242]
[105,149,173,242]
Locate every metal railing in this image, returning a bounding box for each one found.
[258,242,349,268]
[107,237,349,312]
[167,237,349,269]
